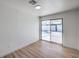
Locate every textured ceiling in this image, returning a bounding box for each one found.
[0,0,79,16]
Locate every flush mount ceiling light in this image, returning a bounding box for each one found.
[35,5,41,10]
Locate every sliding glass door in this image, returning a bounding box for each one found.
[41,19,63,44]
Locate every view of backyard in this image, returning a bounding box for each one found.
[42,19,62,44]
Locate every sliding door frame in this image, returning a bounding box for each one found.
[40,18,63,46]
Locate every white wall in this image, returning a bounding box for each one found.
[76,10,79,50]
[40,9,79,50]
[0,2,39,57]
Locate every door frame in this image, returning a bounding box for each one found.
[39,18,63,45]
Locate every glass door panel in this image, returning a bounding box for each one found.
[50,19,62,44]
[42,20,50,41]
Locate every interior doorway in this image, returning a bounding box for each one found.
[41,19,63,44]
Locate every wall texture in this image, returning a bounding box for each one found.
[0,2,39,57]
[40,9,79,50]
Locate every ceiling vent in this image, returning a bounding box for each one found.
[29,0,37,5]
[29,0,41,10]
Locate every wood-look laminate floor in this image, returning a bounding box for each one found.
[4,40,79,58]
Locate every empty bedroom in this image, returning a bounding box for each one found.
[0,0,79,58]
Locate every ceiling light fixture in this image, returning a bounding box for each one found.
[35,5,41,10]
